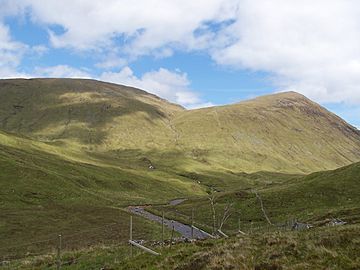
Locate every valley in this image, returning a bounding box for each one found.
[0,78,359,269]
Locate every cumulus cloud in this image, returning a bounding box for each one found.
[33,65,91,78]
[0,22,28,77]
[95,56,127,69]
[23,0,238,53]
[100,67,206,107]
[211,0,360,104]
[1,0,360,108]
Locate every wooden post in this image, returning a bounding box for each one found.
[130,215,133,257]
[162,210,164,244]
[129,240,160,256]
[56,234,62,270]
[217,229,229,238]
[170,221,174,248]
[238,216,241,232]
[191,208,194,239]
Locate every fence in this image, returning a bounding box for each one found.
[0,207,311,269]
[0,211,173,270]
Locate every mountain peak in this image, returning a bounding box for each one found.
[252,91,308,102]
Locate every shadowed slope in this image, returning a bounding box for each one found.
[0,129,204,257]
[0,79,359,173]
[0,78,183,151]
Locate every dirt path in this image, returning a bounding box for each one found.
[128,204,212,240]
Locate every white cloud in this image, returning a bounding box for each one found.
[187,102,215,110]
[95,56,127,69]
[211,0,360,104]
[100,67,206,107]
[30,45,48,56]
[0,22,28,77]
[19,0,360,105]
[2,0,360,108]
[22,0,238,53]
[33,65,91,78]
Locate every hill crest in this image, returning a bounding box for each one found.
[0,78,359,173]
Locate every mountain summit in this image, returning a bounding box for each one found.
[0,78,359,173]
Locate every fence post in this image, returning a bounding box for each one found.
[130,215,133,257]
[56,234,62,270]
[170,221,174,249]
[162,210,164,245]
[238,216,241,232]
[191,208,194,239]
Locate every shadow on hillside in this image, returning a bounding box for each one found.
[0,79,170,144]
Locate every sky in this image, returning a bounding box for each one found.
[0,0,359,129]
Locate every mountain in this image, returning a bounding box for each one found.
[1,78,360,262]
[0,78,182,150]
[0,78,359,174]
[173,91,360,172]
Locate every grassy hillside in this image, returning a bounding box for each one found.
[0,78,182,151]
[7,223,360,269]
[119,224,360,270]
[0,130,203,259]
[1,78,360,266]
[0,79,359,174]
[173,92,360,173]
[4,162,360,269]
[153,162,360,234]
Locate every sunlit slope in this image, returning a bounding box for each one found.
[0,129,204,252]
[173,92,360,173]
[156,162,360,235]
[0,130,204,207]
[0,78,182,151]
[0,79,359,174]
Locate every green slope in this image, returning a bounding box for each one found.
[0,130,203,258]
[1,78,360,262]
[0,78,182,151]
[1,79,360,268]
[0,79,359,174]
[6,160,360,269]
[7,224,360,269]
[155,162,360,234]
[172,92,360,173]
[7,160,360,269]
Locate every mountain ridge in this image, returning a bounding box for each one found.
[0,78,359,173]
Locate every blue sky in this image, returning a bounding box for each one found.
[0,1,359,128]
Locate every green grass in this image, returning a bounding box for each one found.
[6,224,360,269]
[151,162,360,234]
[0,79,359,174]
[1,78,360,268]
[0,131,202,259]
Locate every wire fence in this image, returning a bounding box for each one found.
[0,206,311,269]
[0,208,186,269]
[0,220,133,269]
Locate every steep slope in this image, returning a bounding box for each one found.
[0,130,204,258]
[0,79,359,174]
[173,92,360,172]
[0,78,182,151]
[1,79,360,265]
